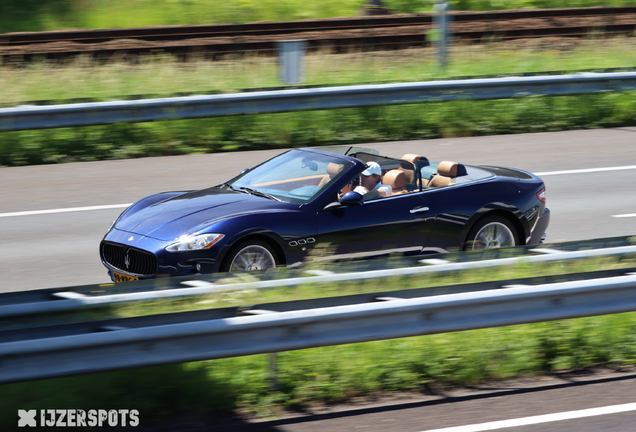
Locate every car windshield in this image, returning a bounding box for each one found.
[224,149,354,204]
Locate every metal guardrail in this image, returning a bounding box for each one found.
[1,72,636,131]
[2,237,635,319]
[5,66,636,110]
[2,272,636,384]
[4,266,634,336]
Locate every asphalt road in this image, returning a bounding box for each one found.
[1,127,636,292]
[2,127,636,432]
[223,369,636,432]
[0,128,636,291]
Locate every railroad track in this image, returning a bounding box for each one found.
[2,6,636,63]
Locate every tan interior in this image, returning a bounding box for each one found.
[318,162,345,187]
[253,174,325,191]
[400,154,421,183]
[383,169,407,195]
[425,161,458,188]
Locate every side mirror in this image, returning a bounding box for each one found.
[323,191,364,211]
[340,191,364,206]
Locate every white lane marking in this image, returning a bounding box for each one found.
[419,402,636,432]
[3,164,635,218]
[535,165,636,176]
[0,204,131,218]
[612,213,636,218]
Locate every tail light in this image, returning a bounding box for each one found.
[536,186,546,203]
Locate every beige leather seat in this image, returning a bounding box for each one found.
[400,154,421,184]
[318,162,344,188]
[426,161,458,188]
[383,169,407,195]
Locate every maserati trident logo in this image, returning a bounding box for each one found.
[124,252,131,270]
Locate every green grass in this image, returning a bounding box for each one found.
[3,94,635,166]
[109,255,636,317]
[3,38,636,104]
[2,1,636,33]
[1,37,636,167]
[2,256,636,428]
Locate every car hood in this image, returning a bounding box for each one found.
[115,187,296,241]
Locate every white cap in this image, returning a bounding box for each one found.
[361,161,382,176]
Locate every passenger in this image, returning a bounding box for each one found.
[353,161,392,199]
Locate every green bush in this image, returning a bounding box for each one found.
[2,93,635,167]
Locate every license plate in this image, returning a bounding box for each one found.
[113,272,139,282]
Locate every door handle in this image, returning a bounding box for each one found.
[410,206,430,214]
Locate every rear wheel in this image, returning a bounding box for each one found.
[221,239,278,272]
[465,215,518,251]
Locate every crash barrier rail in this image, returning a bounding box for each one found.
[2,236,635,320]
[5,66,635,109]
[3,272,636,384]
[2,71,636,131]
[5,267,636,335]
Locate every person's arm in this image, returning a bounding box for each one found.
[353,185,368,194]
[377,184,392,197]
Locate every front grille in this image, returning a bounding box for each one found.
[101,243,158,276]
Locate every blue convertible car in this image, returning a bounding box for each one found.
[100,147,550,282]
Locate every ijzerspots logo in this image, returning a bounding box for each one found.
[18,409,139,428]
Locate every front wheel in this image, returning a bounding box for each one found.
[465,216,518,251]
[221,239,278,272]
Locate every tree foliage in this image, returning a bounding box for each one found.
[0,0,71,33]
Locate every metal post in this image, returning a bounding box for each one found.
[268,352,278,391]
[276,40,307,85]
[434,1,452,69]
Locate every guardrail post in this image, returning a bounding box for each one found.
[268,352,279,391]
[277,40,307,85]
[434,1,452,69]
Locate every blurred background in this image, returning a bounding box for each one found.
[3,2,636,431]
[2,0,636,32]
[2,0,636,166]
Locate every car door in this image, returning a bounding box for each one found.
[314,192,437,260]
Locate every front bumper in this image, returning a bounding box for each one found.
[101,228,225,280]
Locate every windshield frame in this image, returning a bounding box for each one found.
[221,149,359,205]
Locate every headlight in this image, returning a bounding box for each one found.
[165,233,225,252]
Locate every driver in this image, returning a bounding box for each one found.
[353,161,392,199]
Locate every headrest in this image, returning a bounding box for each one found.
[326,162,344,177]
[383,169,406,190]
[401,168,415,183]
[401,154,421,164]
[437,161,458,178]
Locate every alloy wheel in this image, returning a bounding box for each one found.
[229,245,277,272]
[470,222,516,250]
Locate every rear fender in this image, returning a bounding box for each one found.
[460,203,526,246]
